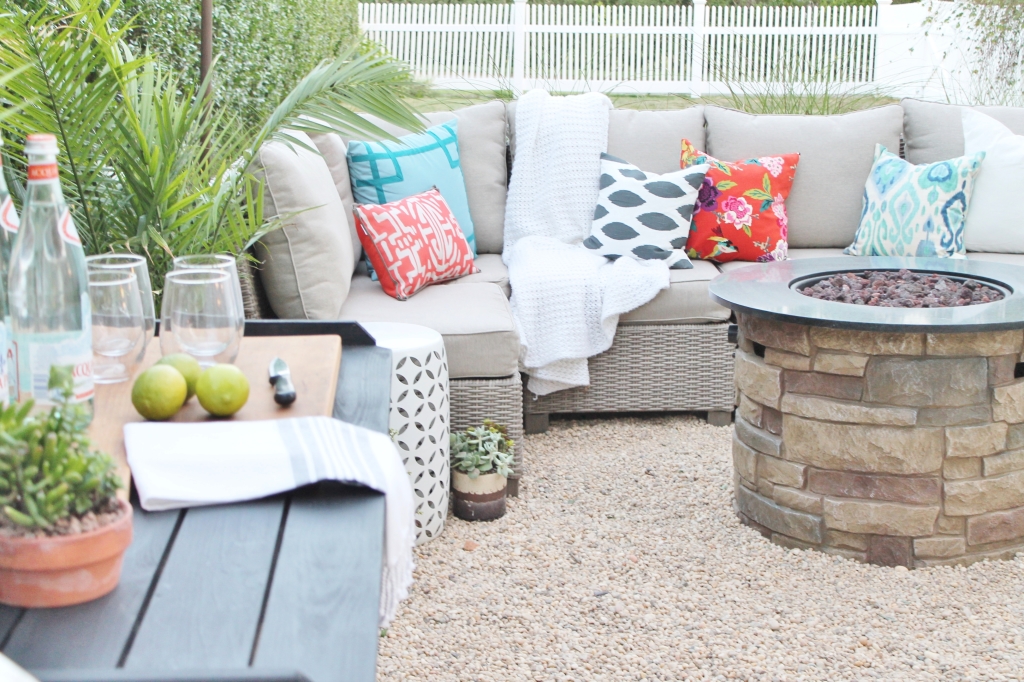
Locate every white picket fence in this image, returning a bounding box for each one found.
[360,0,976,99]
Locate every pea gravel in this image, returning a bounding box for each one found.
[377,415,1024,681]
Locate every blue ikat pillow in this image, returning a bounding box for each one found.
[845,144,985,259]
[347,119,476,255]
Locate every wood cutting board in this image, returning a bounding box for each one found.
[86,334,343,492]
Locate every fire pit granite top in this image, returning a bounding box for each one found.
[709,257,1024,333]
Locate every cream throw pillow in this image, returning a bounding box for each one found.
[252,130,355,319]
[963,109,1024,253]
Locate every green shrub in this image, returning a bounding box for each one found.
[932,0,1024,105]
[118,0,360,126]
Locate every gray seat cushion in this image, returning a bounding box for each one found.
[345,101,508,255]
[901,99,1024,164]
[340,278,519,379]
[620,260,730,325]
[966,252,1024,267]
[704,105,903,250]
[441,253,509,298]
[714,248,850,274]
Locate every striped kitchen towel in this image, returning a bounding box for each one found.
[125,416,415,627]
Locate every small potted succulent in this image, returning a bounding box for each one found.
[0,369,131,607]
[450,420,514,521]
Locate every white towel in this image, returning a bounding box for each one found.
[125,416,415,628]
[503,90,670,395]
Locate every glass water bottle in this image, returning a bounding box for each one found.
[8,133,93,420]
[0,135,19,405]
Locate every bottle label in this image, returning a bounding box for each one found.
[0,320,9,407]
[11,295,93,406]
[27,163,59,183]
[58,209,81,246]
[0,197,17,234]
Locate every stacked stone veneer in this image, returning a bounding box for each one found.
[733,312,1024,568]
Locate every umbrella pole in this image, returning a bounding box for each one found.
[200,0,213,97]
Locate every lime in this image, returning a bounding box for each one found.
[157,353,202,400]
[132,365,188,421]
[196,364,250,417]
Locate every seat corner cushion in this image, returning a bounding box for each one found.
[620,260,731,325]
[340,277,519,378]
[704,104,903,250]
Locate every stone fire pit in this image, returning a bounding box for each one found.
[709,257,1024,568]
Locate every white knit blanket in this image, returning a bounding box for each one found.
[503,91,670,396]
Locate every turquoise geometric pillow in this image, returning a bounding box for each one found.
[845,144,985,258]
[347,120,476,255]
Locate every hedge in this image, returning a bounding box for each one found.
[118,0,360,126]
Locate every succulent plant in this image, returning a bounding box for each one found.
[0,368,121,530]
[450,419,515,479]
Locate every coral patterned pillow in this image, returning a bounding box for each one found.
[680,139,800,263]
[353,189,479,300]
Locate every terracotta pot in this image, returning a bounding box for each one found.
[0,499,133,608]
[452,471,507,521]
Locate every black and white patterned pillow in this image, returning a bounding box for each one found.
[584,153,710,269]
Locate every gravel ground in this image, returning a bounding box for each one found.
[377,415,1024,681]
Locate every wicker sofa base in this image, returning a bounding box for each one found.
[451,373,525,497]
[524,323,736,426]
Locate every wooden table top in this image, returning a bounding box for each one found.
[89,334,343,492]
[2,324,393,682]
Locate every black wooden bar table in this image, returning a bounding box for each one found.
[0,321,394,682]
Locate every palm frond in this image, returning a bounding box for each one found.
[256,42,425,155]
[0,3,425,305]
[0,0,147,251]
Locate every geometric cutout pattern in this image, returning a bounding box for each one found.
[389,339,450,545]
[584,153,709,270]
[845,144,984,259]
[354,188,479,301]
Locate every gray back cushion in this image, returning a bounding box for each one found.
[307,131,362,270]
[253,131,355,320]
[508,102,705,174]
[704,105,903,249]
[350,101,508,254]
[606,107,705,173]
[901,98,1024,164]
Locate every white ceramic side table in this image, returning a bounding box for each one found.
[361,322,449,545]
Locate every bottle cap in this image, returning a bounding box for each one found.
[25,133,58,156]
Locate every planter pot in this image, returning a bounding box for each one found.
[451,471,507,521]
[0,499,133,608]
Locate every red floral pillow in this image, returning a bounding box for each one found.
[354,189,479,300]
[680,139,799,263]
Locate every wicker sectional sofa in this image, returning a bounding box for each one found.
[244,97,1024,491]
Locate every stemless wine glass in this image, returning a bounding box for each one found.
[161,269,240,366]
[173,255,245,356]
[86,254,155,359]
[89,270,145,384]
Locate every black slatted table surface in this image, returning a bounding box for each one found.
[1,322,394,682]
